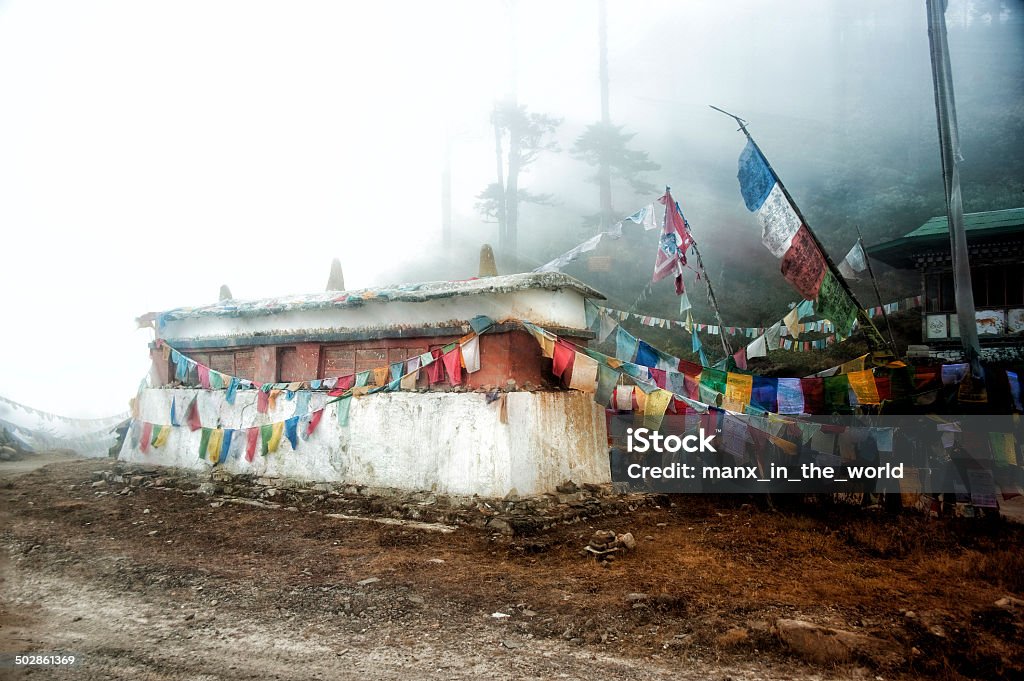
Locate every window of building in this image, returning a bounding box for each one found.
[320,344,430,378]
[926,264,1024,312]
[176,349,257,383]
[277,347,304,383]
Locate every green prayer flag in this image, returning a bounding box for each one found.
[595,365,618,407]
[260,424,274,456]
[823,374,851,412]
[198,427,212,460]
[355,371,370,388]
[336,395,353,426]
[817,272,858,337]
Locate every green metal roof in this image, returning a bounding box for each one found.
[902,207,1024,239]
[867,207,1024,267]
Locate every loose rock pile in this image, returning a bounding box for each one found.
[583,529,636,566]
[84,462,660,537]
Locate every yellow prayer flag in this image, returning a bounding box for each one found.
[634,388,647,413]
[207,428,224,463]
[372,366,389,387]
[268,389,282,410]
[840,354,869,375]
[848,369,880,404]
[768,434,798,456]
[723,373,753,412]
[400,368,418,390]
[643,389,673,431]
[783,308,801,338]
[267,422,284,454]
[152,425,170,449]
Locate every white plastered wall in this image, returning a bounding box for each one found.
[119,388,610,497]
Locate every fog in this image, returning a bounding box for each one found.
[0,0,1020,418]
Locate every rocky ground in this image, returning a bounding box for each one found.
[2,454,1023,680]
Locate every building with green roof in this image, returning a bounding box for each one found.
[868,208,1024,348]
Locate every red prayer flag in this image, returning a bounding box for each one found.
[442,347,463,386]
[551,340,575,379]
[185,396,202,431]
[800,377,825,415]
[654,189,694,295]
[427,349,446,384]
[197,364,211,390]
[139,422,153,454]
[306,409,324,436]
[779,226,827,300]
[678,360,702,377]
[245,427,259,463]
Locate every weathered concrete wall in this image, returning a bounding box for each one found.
[119,388,610,497]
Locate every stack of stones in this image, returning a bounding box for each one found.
[583,529,636,566]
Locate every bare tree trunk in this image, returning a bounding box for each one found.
[598,0,613,230]
[442,133,452,249]
[493,115,507,251]
[506,122,521,256]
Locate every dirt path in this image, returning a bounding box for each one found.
[0,450,81,479]
[1,458,1022,679]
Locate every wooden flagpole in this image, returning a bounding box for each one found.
[709,105,894,359]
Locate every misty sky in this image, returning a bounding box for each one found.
[0,0,1016,418]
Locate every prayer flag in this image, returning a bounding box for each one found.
[284,416,299,450]
[614,386,634,411]
[779,225,827,300]
[151,424,170,449]
[848,369,880,404]
[568,352,599,393]
[643,390,673,431]
[306,409,323,436]
[461,335,481,373]
[442,346,463,386]
[723,373,753,412]
[185,396,202,431]
[199,427,212,460]
[139,422,153,454]
[595,364,618,406]
[837,240,868,280]
[737,139,801,258]
[552,340,575,379]
[336,395,353,427]
[777,377,804,414]
[245,427,259,462]
[616,327,639,363]
[653,189,693,295]
[218,429,233,465]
